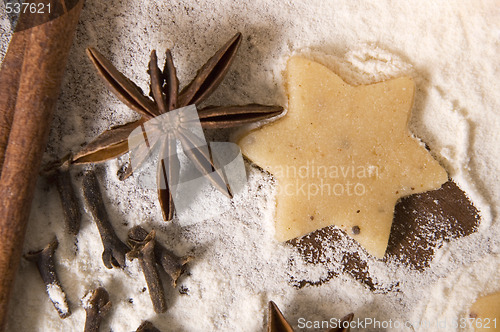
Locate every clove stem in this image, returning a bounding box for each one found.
[43,154,82,236]
[24,238,71,319]
[128,225,192,287]
[83,287,112,332]
[128,231,167,313]
[82,170,129,269]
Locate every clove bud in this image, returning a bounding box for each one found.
[128,231,167,313]
[82,170,129,268]
[128,225,192,287]
[82,287,112,332]
[42,154,82,236]
[25,238,71,319]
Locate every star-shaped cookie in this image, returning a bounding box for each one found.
[239,56,447,258]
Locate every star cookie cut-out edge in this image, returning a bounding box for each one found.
[239,56,448,258]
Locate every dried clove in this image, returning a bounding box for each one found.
[82,287,112,332]
[128,231,167,313]
[25,238,71,319]
[136,320,161,332]
[128,225,192,287]
[82,170,129,268]
[42,154,82,236]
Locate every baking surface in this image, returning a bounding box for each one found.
[1,1,499,331]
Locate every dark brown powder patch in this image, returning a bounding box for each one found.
[288,180,480,291]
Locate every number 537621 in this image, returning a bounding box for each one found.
[5,2,51,14]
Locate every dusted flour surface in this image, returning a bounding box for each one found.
[1,0,499,331]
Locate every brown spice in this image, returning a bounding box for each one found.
[136,321,161,332]
[267,301,354,332]
[83,287,112,332]
[0,2,84,328]
[24,239,71,319]
[128,231,167,314]
[288,180,480,290]
[70,32,284,221]
[82,170,129,269]
[128,225,192,287]
[42,154,82,236]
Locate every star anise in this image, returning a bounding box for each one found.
[71,32,283,220]
[268,301,354,332]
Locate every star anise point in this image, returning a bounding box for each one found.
[72,32,284,221]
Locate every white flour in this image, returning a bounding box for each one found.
[46,283,70,317]
[1,0,499,331]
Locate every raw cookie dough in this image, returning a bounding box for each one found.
[239,56,447,258]
[470,291,500,332]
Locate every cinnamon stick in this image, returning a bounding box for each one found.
[0,1,84,329]
[0,30,27,170]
